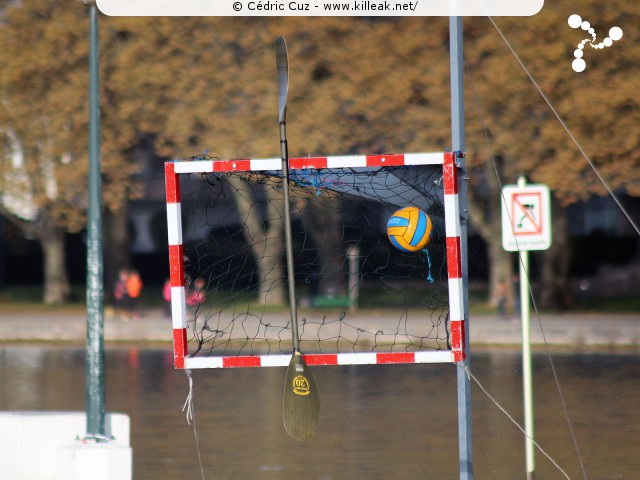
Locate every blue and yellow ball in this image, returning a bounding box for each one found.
[387,206,432,252]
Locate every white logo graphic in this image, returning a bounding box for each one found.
[568,14,623,72]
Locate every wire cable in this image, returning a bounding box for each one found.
[183,369,206,480]
[464,366,573,480]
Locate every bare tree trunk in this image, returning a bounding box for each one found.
[467,190,514,309]
[259,187,286,305]
[0,207,70,303]
[227,176,286,306]
[104,203,131,302]
[487,238,514,309]
[467,153,526,311]
[38,225,70,304]
[539,199,572,309]
[302,195,346,296]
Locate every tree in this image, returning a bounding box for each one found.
[0,1,139,302]
[5,4,638,308]
[0,2,91,302]
[461,4,640,308]
[121,11,638,309]
[226,176,286,306]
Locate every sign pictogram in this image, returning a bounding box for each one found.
[501,181,551,251]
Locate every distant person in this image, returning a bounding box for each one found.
[496,278,507,319]
[163,278,172,319]
[186,277,206,308]
[114,268,129,319]
[126,270,143,320]
[579,279,590,310]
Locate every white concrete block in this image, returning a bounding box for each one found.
[57,443,132,480]
[0,411,131,480]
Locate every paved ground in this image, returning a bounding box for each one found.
[0,307,639,351]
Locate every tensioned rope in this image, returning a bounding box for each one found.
[463,366,572,480]
[183,369,206,480]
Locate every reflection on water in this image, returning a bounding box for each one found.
[1,346,638,479]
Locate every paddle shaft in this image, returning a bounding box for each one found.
[279,107,300,353]
[276,36,300,353]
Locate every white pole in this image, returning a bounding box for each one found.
[517,175,535,479]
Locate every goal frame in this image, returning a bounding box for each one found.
[164,151,465,369]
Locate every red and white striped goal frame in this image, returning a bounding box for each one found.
[165,152,467,369]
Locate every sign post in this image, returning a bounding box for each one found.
[501,176,551,480]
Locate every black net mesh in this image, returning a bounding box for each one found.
[177,157,451,358]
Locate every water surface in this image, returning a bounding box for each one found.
[0,346,638,479]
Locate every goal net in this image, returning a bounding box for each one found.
[165,152,465,369]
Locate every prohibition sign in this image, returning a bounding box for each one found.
[501,182,551,252]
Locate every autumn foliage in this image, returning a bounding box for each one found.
[1,1,638,304]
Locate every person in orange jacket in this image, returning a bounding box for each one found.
[126,270,143,320]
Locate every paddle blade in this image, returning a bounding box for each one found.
[275,35,289,124]
[283,353,319,441]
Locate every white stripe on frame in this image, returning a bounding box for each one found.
[166,203,183,246]
[171,287,187,329]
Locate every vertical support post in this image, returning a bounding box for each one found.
[347,245,360,312]
[165,162,188,369]
[450,15,473,480]
[517,176,535,479]
[85,3,105,439]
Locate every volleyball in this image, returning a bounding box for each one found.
[387,206,432,252]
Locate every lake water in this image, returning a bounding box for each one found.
[0,346,638,479]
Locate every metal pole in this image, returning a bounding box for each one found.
[517,176,535,478]
[450,15,473,480]
[85,2,105,440]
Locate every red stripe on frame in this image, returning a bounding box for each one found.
[366,154,405,167]
[168,244,185,287]
[377,352,415,364]
[289,157,328,170]
[450,321,465,351]
[446,236,462,279]
[165,162,180,203]
[443,153,458,195]
[223,356,262,368]
[453,350,465,363]
[213,160,251,172]
[173,329,188,369]
[303,354,338,366]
